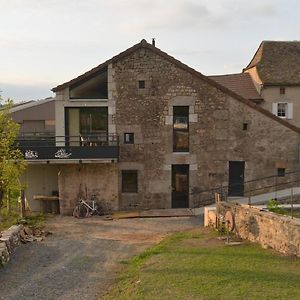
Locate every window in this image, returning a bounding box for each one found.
[122,170,138,193]
[243,123,248,131]
[173,106,189,152]
[272,102,293,119]
[277,168,285,177]
[124,133,134,144]
[69,69,108,99]
[277,103,287,117]
[138,80,145,89]
[280,87,285,94]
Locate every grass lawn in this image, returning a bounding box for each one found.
[103,228,300,300]
[283,209,300,219]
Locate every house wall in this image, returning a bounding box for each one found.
[244,67,262,92]
[11,100,55,133]
[22,164,59,212]
[260,86,300,128]
[113,47,300,209]
[58,163,118,215]
[55,63,116,146]
[245,67,300,128]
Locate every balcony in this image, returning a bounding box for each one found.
[16,133,119,162]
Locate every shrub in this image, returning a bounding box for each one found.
[267,199,285,214]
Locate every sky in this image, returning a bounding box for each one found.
[1,0,300,102]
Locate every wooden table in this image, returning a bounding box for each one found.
[33,195,60,214]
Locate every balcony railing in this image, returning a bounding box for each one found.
[16,133,119,161]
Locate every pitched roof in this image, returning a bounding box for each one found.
[244,41,300,85]
[209,73,263,103]
[53,39,300,134]
[9,97,54,113]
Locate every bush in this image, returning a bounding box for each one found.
[267,199,285,214]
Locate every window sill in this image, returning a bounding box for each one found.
[173,151,190,154]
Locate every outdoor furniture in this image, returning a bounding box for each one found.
[33,195,60,214]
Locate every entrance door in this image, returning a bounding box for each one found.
[172,165,189,208]
[228,161,245,196]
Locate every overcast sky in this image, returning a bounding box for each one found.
[1,0,300,102]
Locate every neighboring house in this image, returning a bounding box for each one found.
[19,40,300,215]
[208,73,263,104]
[10,98,55,134]
[9,98,56,213]
[243,41,300,127]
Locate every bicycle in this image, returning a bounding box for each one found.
[73,198,100,218]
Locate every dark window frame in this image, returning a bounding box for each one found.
[124,132,134,144]
[280,87,286,95]
[122,170,138,193]
[138,80,145,89]
[277,168,285,177]
[277,102,287,117]
[243,123,248,131]
[173,106,189,152]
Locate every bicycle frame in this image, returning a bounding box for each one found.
[80,199,97,212]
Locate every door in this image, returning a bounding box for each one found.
[228,161,245,196]
[172,165,189,208]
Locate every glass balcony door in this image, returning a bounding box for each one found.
[65,107,108,146]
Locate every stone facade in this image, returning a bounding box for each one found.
[218,202,300,257]
[22,40,300,213]
[112,46,300,209]
[58,164,118,215]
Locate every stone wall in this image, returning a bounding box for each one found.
[218,202,300,257]
[112,46,300,209]
[0,225,24,266]
[58,163,118,215]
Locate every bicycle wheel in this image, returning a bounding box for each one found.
[73,205,80,218]
[73,204,89,218]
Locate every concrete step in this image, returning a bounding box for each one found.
[113,208,195,219]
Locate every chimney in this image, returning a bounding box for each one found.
[152,38,156,47]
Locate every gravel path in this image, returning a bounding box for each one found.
[0,215,202,300]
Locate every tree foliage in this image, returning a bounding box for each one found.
[0,98,27,208]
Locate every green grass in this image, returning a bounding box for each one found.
[103,229,300,300]
[282,209,300,218]
[0,210,20,231]
[0,208,45,231]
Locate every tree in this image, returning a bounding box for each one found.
[0,98,27,209]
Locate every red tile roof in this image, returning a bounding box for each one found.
[209,73,263,103]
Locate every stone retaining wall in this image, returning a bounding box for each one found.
[0,225,24,266]
[218,202,300,257]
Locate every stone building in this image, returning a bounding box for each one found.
[19,40,300,214]
[243,41,300,127]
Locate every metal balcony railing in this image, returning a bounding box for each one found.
[16,133,119,161]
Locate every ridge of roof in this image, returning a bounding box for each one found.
[53,40,300,135]
[52,40,149,92]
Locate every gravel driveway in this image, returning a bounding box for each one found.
[0,215,202,300]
